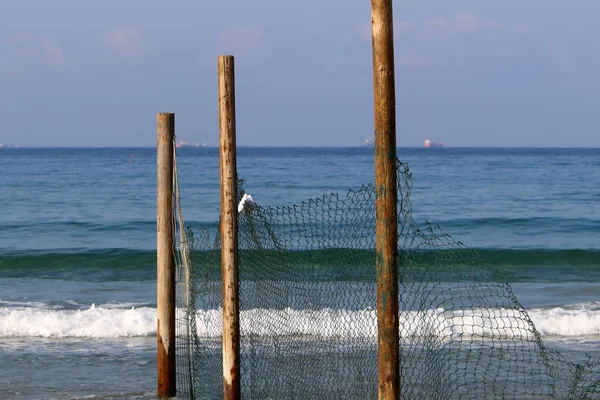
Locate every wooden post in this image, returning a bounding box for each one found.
[157,112,176,398]
[218,55,241,400]
[371,0,400,399]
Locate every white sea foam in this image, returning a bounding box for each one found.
[192,307,537,339]
[2,303,600,339]
[529,304,600,337]
[0,304,156,338]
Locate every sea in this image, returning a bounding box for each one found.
[0,147,599,399]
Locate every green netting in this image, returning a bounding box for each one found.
[175,159,600,399]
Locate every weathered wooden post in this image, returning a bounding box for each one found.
[218,55,241,400]
[371,0,400,399]
[157,112,176,398]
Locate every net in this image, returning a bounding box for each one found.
[174,147,194,400]
[174,153,600,399]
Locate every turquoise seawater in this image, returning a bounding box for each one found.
[0,147,598,399]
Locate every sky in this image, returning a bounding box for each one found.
[1,1,599,147]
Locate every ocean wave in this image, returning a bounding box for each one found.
[0,249,157,281]
[0,219,218,232]
[1,248,600,283]
[0,304,156,338]
[474,248,600,267]
[2,304,600,339]
[529,303,600,337]
[429,216,599,231]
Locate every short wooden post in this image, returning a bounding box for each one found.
[218,55,241,400]
[157,112,176,398]
[371,0,400,399]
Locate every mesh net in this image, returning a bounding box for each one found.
[174,151,195,400]
[174,155,600,399]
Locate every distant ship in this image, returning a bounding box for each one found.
[424,138,444,148]
[0,142,4,148]
[361,139,374,147]
[176,140,207,148]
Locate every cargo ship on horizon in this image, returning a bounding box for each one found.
[176,140,207,148]
[361,139,374,147]
[424,138,444,148]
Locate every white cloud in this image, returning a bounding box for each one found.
[42,39,65,68]
[0,35,65,74]
[105,27,142,58]
[425,13,501,33]
[219,25,269,66]
[220,25,263,53]
[512,24,530,37]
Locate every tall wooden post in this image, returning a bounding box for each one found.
[157,112,176,398]
[371,0,400,399]
[218,55,241,400]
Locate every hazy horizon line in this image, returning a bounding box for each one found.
[2,145,599,149]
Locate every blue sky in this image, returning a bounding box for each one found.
[1,1,598,147]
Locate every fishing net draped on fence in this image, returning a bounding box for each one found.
[174,157,600,399]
